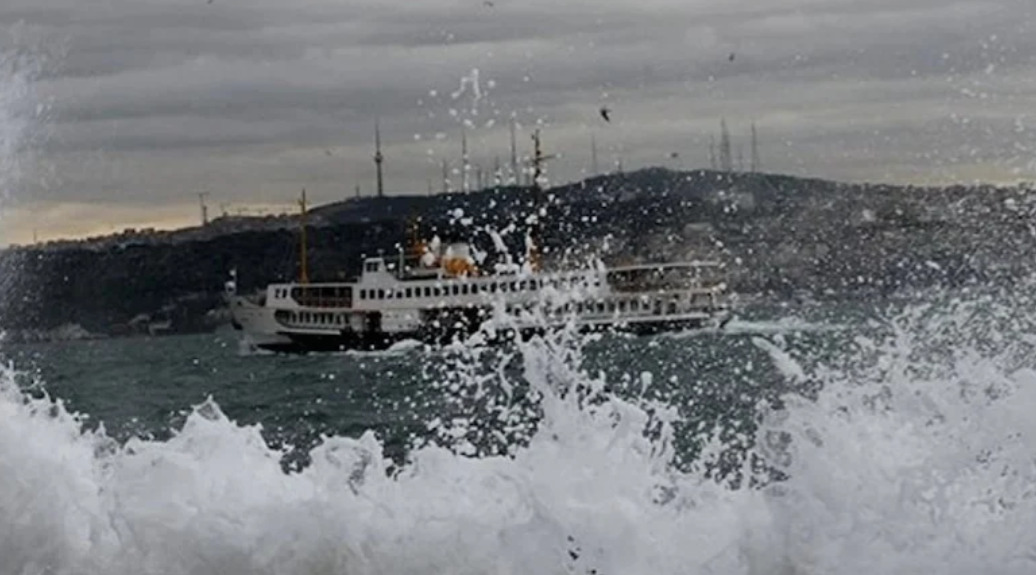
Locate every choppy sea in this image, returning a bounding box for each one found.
[3,288,1036,574]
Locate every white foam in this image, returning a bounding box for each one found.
[4,290,1036,573]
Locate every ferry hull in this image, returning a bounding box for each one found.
[231,301,732,354]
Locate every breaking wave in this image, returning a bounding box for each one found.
[3,287,1036,574]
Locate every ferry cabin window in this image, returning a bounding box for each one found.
[377,289,385,300]
[365,261,379,272]
[490,283,498,293]
[405,288,413,298]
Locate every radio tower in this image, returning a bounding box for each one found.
[751,123,760,173]
[441,159,450,194]
[373,120,384,198]
[509,117,518,185]
[591,134,599,176]
[461,126,470,193]
[719,118,732,172]
[197,191,210,226]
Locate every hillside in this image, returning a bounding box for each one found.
[2,167,1033,340]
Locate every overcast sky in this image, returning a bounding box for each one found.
[1,0,1036,245]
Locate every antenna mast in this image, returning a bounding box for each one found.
[298,188,309,284]
[509,118,518,185]
[719,118,732,172]
[197,191,210,226]
[441,159,450,194]
[374,119,384,198]
[461,126,470,193]
[751,123,760,173]
[591,134,599,176]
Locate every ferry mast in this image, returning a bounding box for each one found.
[527,129,556,271]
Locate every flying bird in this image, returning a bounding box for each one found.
[599,107,611,122]
[325,149,333,156]
[483,0,495,6]
[728,52,736,62]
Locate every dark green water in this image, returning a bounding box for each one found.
[0,303,865,469]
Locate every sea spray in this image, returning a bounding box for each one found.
[745,287,1036,573]
[4,278,1036,573]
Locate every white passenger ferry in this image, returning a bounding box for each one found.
[226,235,732,353]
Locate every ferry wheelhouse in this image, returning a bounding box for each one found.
[227,237,732,353]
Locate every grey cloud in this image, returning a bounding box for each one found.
[2,0,1036,237]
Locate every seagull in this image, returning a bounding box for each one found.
[728,52,736,62]
[325,149,333,156]
[483,0,495,6]
[599,107,611,122]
